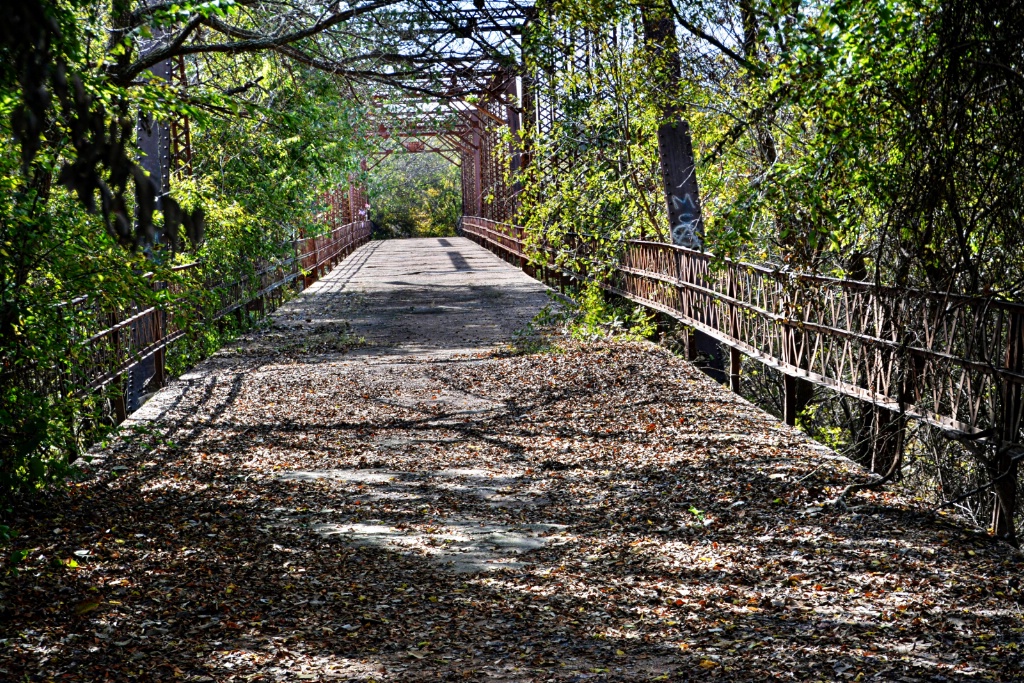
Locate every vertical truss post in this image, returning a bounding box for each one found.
[169,55,193,176]
[658,122,703,250]
[130,2,172,414]
[502,77,521,220]
[518,78,535,224]
[519,28,536,218]
[460,157,468,218]
[520,9,537,179]
[136,74,172,207]
[348,177,357,224]
[472,116,484,217]
[480,109,494,220]
[639,2,725,380]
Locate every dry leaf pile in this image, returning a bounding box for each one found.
[1,316,1022,681]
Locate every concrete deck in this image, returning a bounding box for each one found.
[293,236,552,356]
[30,236,1017,682]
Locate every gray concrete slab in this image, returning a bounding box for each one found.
[288,237,553,357]
[280,237,560,569]
[124,236,560,572]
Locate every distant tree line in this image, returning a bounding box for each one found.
[368,154,460,239]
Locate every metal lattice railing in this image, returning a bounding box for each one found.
[66,221,372,418]
[460,216,1024,446]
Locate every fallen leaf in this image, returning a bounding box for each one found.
[74,599,101,616]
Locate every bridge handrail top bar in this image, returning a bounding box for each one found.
[460,215,1024,443]
[463,216,1024,313]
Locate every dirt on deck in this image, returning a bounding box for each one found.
[1,238,1021,682]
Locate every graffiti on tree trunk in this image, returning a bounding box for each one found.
[670,192,702,250]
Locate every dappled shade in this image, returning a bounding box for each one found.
[2,239,1020,681]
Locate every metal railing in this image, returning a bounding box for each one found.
[68,220,372,421]
[461,216,1024,446]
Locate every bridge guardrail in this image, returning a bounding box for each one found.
[460,216,1024,450]
[63,221,372,422]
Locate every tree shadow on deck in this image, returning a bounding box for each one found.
[3,343,1019,682]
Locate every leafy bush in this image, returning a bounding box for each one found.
[0,19,366,508]
[368,154,460,238]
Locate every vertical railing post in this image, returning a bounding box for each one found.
[675,249,699,362]
[107,310,128,424]
[727,267,741,393]
[782,302,798,425]
[112,384,128,424]
[313,236,319,282]
[730,348,742,393]
[149,278,167,391]
[993,310,1023,543]
[685,329,698,362]
[783,374,798,426]
[780,279,813,427]
[152,307,166,390]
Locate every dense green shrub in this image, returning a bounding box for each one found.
[0,4,368,509]
[368,154,460,238]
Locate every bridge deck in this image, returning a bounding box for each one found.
[303,236,551,356]
[6,237,1019,681]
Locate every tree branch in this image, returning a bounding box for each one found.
[113,0,404,83]
[667,2,763,76]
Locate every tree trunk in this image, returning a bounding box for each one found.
[640,3,704,251]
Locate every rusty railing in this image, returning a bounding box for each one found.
[460,216,1024,447]
[71,220,372,421]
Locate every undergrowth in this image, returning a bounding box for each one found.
[506,283,657,357]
